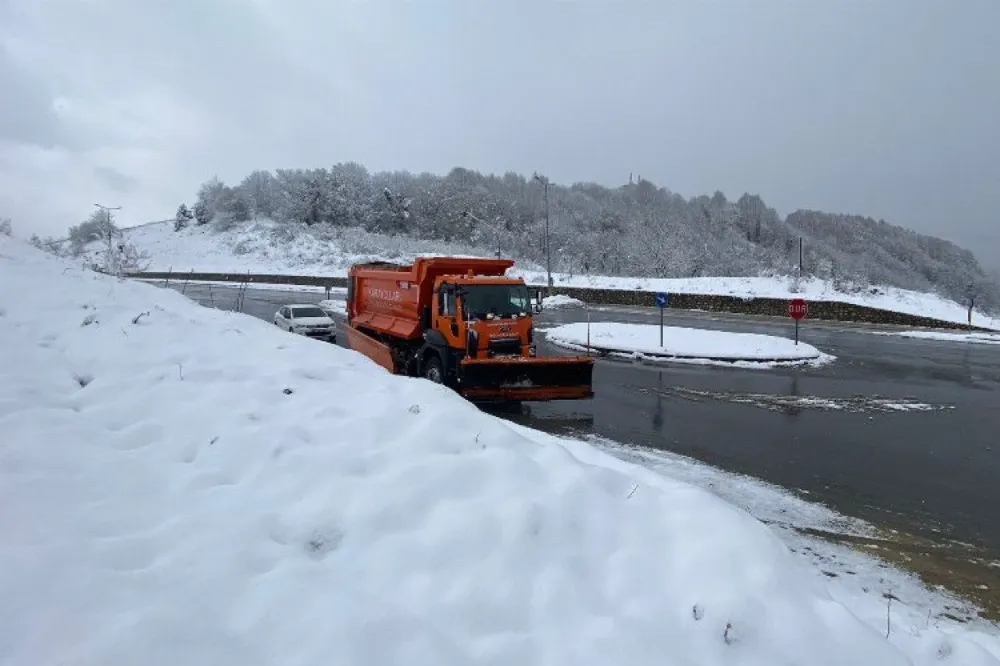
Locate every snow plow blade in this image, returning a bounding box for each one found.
[458,356,595,403]
[344,323,397,373]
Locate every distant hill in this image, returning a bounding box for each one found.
[175,165,999,313]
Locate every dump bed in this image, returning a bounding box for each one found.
[349,257,515,340]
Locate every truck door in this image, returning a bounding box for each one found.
[434,283,463,348]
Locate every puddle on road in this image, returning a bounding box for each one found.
[637,385,954,414]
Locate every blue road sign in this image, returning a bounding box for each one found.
[655,292,669,308]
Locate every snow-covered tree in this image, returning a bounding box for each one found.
[174,204,194,231]
[193,176,227,225]
[68,209,119,256]
[212,187,251,230]
[193,200,211,225]
[0,217,11,236]
[240,170,278,220]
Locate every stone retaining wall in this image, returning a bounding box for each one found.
[126,271,988,332]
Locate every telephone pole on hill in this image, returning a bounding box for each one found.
[94,203,122,270]
[532,172,552,297]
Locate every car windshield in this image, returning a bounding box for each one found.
[461,284,531,319]
[291,307,327,318]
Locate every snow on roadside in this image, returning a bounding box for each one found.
[317,299,347,317]
[94,220,1000,331]
[873,330,1000,345]
[541,294,584,309]
[546,321,835,368]
[2,236,986,665]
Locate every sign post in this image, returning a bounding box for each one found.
[655,292,669,347]
[788,298,808,344]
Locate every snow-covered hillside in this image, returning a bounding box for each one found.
[82,219,1000,330]
[6,235,1000,663]
[80,219,536,276]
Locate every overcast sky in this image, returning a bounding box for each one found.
[2,0,998,268]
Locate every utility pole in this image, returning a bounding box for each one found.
[533,172,552,297]
[95,203,121,273]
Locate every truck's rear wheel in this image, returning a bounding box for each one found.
[423,356,444,384]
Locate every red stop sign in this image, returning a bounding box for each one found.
[788,298,808,320]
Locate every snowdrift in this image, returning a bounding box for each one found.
[546,322,832,367]
[2,234,994,665]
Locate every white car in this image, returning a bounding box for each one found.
[273,304,336,342]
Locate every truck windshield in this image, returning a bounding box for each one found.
[461,284,531,319]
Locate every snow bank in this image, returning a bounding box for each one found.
[541,294,584,309]
[1,235,962,666]
[546,322,832,367]
[317,298,347,317]
[90,220,1000,330]
[876,330,1000,345]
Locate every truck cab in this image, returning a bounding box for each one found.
[431,275,538,361]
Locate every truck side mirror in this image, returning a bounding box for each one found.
[533,288,543,313]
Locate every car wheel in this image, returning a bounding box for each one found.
[423,356,444,384]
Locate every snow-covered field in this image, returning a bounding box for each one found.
[546,322,834,368]
[5,235,1000,664]
[74,220,1000,331]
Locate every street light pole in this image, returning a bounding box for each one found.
[533,173,552,297]
[95,203,121,272]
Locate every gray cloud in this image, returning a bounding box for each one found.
[94,166,138,194]
[1,0,998,269]
[0,46,68,149]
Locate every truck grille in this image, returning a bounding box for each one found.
[487,338,521,357]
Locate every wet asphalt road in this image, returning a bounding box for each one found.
[160,282,1000,556]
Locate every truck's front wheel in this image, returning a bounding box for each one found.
[423,356,444,384]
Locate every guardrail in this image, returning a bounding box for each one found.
[128,270,349,288]
[124,270,991,332]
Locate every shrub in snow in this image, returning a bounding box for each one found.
[104,241,151,275]
[0,217,11,236]
[232,238,253,255]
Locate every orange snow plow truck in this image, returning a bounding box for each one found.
[344,257,594,403]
